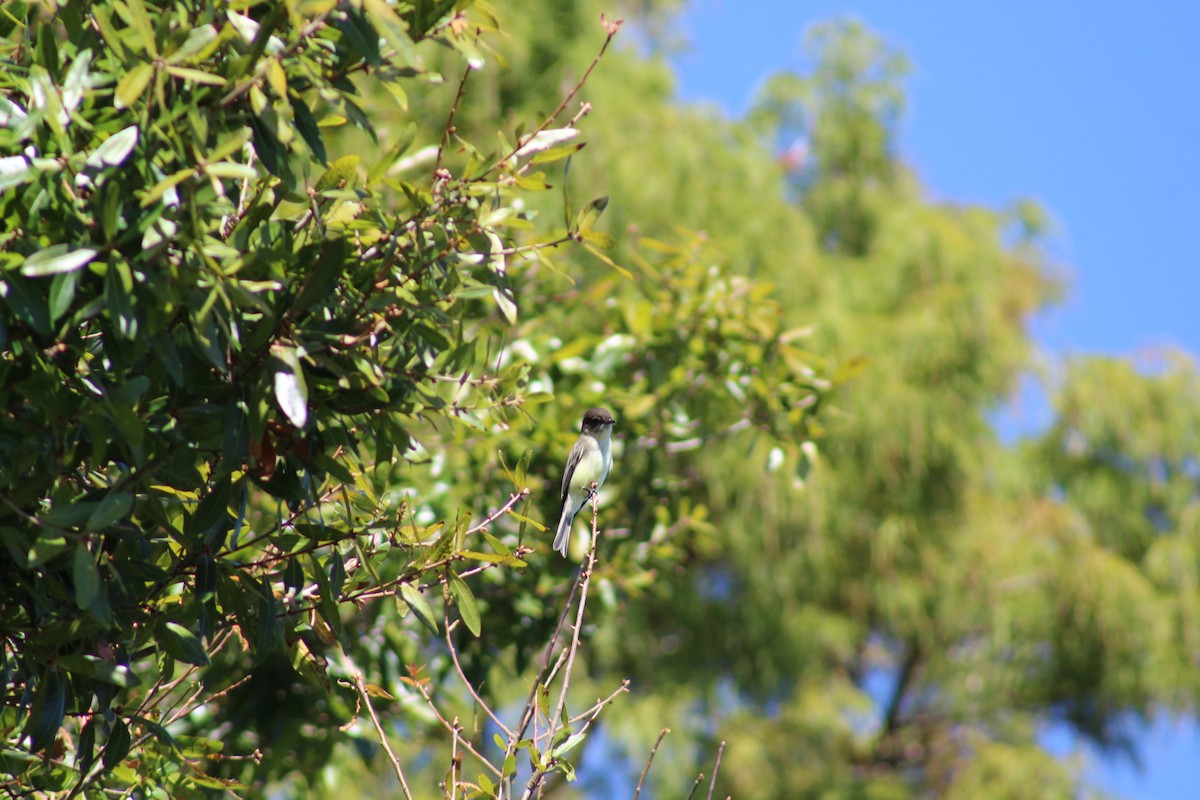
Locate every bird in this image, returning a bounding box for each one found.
[553,407,616,556]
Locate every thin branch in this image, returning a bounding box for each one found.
[352,672,416,800]
[704,741,726,800]
[634,728,670,800]
[444,611,512,738]
[545,489,603,747]
[497,17,623,166]
[515,490,609,799]
[450,716,461,800]
[508,548,587,747]
[466,489,530,535]
[413,678,504,779]
[567,679,631,726]
[684,773,705,800]
[435,66,473,174]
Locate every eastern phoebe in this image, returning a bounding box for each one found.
[553,407,616,556]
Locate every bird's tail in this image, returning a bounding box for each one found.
[553,506,574,556]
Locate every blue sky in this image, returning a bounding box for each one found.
[669,2,1200,799]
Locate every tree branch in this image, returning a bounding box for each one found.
[352,671,416,800]
[634,728,670,800]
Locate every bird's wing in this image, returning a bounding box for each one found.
[560,439,586,505]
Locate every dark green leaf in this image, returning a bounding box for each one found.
[256,577,280,656]
[335,8,381,67]
[292,94,327,164]
[156,621,210,666]
[22,669,66,753]
[101,718,131,769]
[291,238,349,313]
[0,273,51,336]
[48,269,78,323]
[73,542,103,612]
[87,491,132,530]
[58,655,141,688]
[329,548,346,599]
[75,718,97,772]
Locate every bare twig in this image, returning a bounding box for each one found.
[466,489,530,535]
[705,741,726,800]
[413,677,503,779]
[684,773,705,800]
[444,611,513,738]
[497,17,623,166]
[634,728,670,800]
[435,66,472,174]
[352,672,416,800]
[567,680,632,726]
[450,716,461,800]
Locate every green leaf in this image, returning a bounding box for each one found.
[335,7,381,67]
[580,229,614,250]
[187,479,233,546]
[104,264,138,340]
[292,94,327,164]
[76,718,97,772]
[515,128,581,160]
[448,573,482,636]
[86,125,139,168]
[22,669,65,753]
[551,730,588,758]
[157,621,210,666]
[21,245,98,278]
[141,167,193,207]
[87,491,132,530]
[399,582,439,634]
[0,273,51,335]
[58,655,141,688]
[115,63,154,109]
[123,0,158,56]
[48,267,79,323]
[90,6,128,62]
[0,526,29,568]
[256,577,280,656]
[574,195,609,233]
[493,286,517,325]
[73,542,103,613]
[164,65,226,86]
[101,718,131,769]
[291,238,348,313]
[166,23,219,64]
[329,548,346,599]
[310,553,349,648]
[584,243,634,280]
